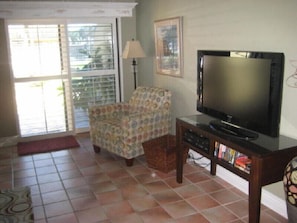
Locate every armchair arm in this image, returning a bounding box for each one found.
[121,109,171,145]
[88,102,130,122]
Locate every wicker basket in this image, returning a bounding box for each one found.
[142,134,189,173]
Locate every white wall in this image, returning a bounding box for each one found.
[136,0,297,215]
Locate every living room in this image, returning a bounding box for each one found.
[0,0,297,222]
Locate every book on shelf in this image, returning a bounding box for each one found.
[214,141,219,156]
[234,155,251,174]
[214,141,251,173]
[215,142,237,165]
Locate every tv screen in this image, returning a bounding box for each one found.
[197,50,284,138]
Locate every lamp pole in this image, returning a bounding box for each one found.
[132,58,137,89]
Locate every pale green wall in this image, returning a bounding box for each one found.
[121,9,138,101]
[0,19,17,137]
[121,3,151,101]
[135,0,297,204]
[136,0,297,137]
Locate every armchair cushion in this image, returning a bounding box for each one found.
[88,86,172,163]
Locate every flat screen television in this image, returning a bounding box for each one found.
[197,50,284,139]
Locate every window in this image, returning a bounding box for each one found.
[8,19,119,138]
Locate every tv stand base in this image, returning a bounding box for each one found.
[176,115,297,223]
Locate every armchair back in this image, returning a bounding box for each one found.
[128,86,171,113]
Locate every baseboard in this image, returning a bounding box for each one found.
[261,187,288,219]
[187,149,288,219]
[216,165,287,219]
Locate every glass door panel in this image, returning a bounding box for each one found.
[14,80,72,137]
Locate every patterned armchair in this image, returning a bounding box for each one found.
[88,86,172,166]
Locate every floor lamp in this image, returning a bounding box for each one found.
[122,39,146,89]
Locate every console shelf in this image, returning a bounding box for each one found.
[176,114,297,223]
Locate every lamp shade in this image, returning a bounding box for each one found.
[122,40,146,59]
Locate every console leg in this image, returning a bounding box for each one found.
[249,158,262,223]
[210,160,217,175]
[176,124,183,183]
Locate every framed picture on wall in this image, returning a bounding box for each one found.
[154,17,183,77]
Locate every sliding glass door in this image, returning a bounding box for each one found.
[8,19,119,138]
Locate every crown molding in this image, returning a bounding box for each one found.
[0,1,137,19]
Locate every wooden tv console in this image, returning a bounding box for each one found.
[176,114,297,223]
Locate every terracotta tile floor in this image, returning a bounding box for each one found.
[0,133,288,223]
